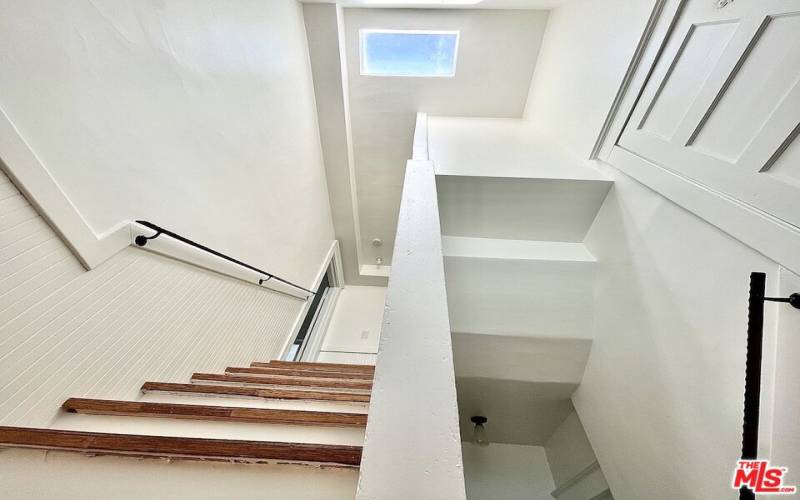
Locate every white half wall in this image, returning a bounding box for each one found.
[462,443,555,500]
[357,160,465,499]
[0,0,334,286]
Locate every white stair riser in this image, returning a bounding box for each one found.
[52,413,365,446]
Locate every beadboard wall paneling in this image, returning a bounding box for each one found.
[0,169,303,426]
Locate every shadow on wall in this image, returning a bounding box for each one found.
[575,168,782,499]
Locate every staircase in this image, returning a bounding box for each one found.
[0,360,373,469]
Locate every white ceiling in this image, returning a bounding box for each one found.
[342,8,549,266]
[456,377,576,445]
[302,0,568,9]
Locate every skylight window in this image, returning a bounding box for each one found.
[360,30,460,78]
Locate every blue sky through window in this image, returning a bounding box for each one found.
[361,30,459,77]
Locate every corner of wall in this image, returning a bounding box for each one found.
[0,106,130,269]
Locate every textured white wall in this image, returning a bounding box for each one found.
[523,0,656,159]
[0,169,303,427]
[578,165,781,499]
[462,443,555,500]
[0,0,333,286]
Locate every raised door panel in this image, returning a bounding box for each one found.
[619,0,800,228]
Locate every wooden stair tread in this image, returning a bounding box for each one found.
[62,398,368,427]
[254,361,375,373]
[226,366,373,380]
[191,373,372,391]
[0,426,361,467]
[141,382,371,403]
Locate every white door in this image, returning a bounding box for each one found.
[618,0,800,227]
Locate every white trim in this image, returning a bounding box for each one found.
[359,263,391,277]
[550,461,602,498]
[359,29,460,78]
[590,0,675,161]
[301,287,342,362]
[319,344,378,355]
[591,0,800,274]
[0,105,129,269]
[278,239,343,359]
[329,239,346,287]
[602,149,800,275]
[336,6,376,281]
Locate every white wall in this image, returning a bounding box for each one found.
[462,443,555,500]
[304,4,385,286]
[0,168,303,427]
[524,0,657,159]
[578,164,782,499]
[771,268,800,483]
[320,285,386,355]
[343,8,549,266]
[0,0,333,286]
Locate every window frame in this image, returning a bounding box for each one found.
[358,29,461,78]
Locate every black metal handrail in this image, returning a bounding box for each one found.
[133,220,315,297]
[739,272,799,500]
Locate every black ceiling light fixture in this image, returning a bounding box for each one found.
[470,416,489,447]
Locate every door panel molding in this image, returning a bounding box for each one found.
[595,0,800,271]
